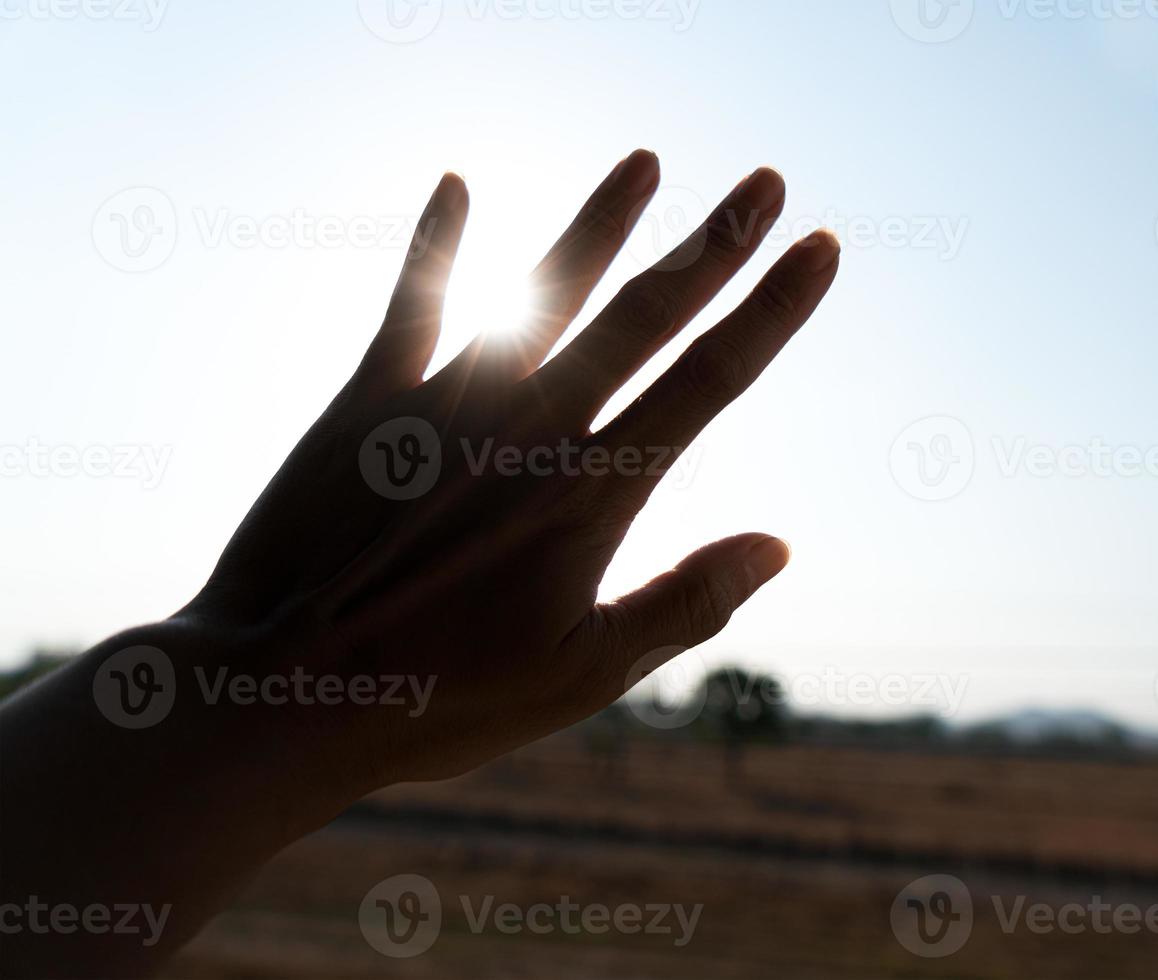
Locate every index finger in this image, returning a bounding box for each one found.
[594,229,841,501]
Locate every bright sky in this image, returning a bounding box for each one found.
[2,0,1157,728]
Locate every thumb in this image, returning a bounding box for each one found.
[592,533,791,676]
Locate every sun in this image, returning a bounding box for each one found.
[440,249,536,352]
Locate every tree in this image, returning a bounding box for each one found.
[701,668,789,788]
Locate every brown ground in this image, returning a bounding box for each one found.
[165,733,1158,979]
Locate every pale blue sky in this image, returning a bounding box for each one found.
[2,1,1157,726]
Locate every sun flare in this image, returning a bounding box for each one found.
[442,257,536,348]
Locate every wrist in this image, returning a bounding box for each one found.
[79,614,364,840]
[0,616,356,975]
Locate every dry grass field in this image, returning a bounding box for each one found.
[165,732,1158,979]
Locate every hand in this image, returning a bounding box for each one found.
[188,149,840,791]
[0,151,840,977]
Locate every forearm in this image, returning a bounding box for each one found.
[0,619,345,978]
[0,154,835,977]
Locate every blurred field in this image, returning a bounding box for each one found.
[162,729,1158,978]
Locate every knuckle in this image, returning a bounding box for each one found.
[550,472,628,535]
[573,641,619,706]
[685,572,735,641]
[595,471,644,520]
[702,203,751,257]
[538,280,589,325]
[615,275,682,341]
[579,201,627,244]
[750,277,800,330]
[558,611,625,709]
[683,334,751,407]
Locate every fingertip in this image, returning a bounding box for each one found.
[744,535,792,591]
[741,167,787,212]
[613,148,661,196]
[797,228,841,272]
[437,171,469,210]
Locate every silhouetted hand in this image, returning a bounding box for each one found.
[0,151,840,977]
[191,150,840,787]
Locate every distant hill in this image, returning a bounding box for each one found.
[960,707,1158,753]
[3,654,1155,760]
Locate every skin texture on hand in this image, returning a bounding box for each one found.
[0,151,839,977]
